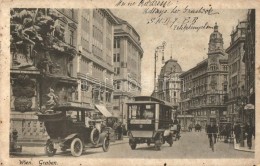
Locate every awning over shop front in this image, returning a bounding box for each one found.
[95,105,112,117]
[244,104,255,110]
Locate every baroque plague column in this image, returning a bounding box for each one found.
[10,9,78,143]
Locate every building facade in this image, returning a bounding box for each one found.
[180,23,229,128]
[225,21,247,124]
[75,9,119,118]
[157,57,182,107]
[112,17,143,123]
[243,9,255,124]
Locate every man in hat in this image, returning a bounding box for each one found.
[206,120,218,147]
[245,121,254,149]
[233,121,241,144]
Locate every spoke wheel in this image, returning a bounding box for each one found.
[45,140,56,157]
[90,128,100,145]
[70,138,83,157]
[102,137,110,152]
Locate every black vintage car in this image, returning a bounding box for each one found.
[37,104,110,157]
[126,96,175,151]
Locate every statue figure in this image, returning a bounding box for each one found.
[46,88,59,110]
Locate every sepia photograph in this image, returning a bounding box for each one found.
[0,0,259,165]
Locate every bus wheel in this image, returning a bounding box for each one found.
[155,133,162,151]
[130,143,136,150]
[155,144,161,151]
[147,140,151,146]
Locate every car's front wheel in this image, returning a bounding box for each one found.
[70,138,83,157]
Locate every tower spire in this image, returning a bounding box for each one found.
[214,22,218,32]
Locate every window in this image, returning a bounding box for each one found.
[117,53,120,62]
[116,82,121,89]
[114,67,120,75]
[114,39,120,48]
[69,30,74,46]
[113,54,116,62]
[113,53,120,62]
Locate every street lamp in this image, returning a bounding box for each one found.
[154,41,166,97]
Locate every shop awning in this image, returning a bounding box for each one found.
[244,104,255,110]
[95,105,112,117]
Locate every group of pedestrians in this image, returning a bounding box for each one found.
[113,121,123,140]
[234,121,255,149]
[205,120,255,150]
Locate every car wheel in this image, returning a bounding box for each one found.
[70,138,83,157]
[90,128,100,145]
[45,140,56,157]
[102,136,110,152]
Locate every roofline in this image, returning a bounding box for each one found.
[114,16,140,39]
[101,9,120,25]
[180,59,208,77]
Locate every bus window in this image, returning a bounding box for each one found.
[128,104,155,119]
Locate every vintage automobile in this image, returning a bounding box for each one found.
[37,104,110,157]
[126,96,175,151]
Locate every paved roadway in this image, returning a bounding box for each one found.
[12,131,254,158]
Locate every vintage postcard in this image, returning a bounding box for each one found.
[0,0,259,165]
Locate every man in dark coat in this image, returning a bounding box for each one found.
[234,122,241,144]
[117,124,123,140]
[245,122,254,149]
[206,121,218,147]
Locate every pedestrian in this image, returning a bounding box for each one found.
[245,122,254,149]
[233,121,241,144]
[117,123,123,140]
[224,123,232,143]
[113,121,118,139]
[188,124,193,132]
[206,121,218,148]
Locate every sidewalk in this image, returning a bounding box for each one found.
[233,138,255,153]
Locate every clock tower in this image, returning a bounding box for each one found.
[208,23,226,71]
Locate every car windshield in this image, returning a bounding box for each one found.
[128,104,155,119]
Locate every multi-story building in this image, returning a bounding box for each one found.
[10,9,79,142]
[112,17,143,122]
[75,9,119,117]
[225,20,247,124]
[180,23,229,128]
[243,9,255,124]
[156,57,182,107]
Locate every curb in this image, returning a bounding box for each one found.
[233,138,255,153]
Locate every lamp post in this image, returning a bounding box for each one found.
[154,42,166,97]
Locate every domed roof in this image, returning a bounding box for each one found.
[160,57,182,76]
[209,23,223,42]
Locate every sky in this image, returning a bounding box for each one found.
[111,8,248,96]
